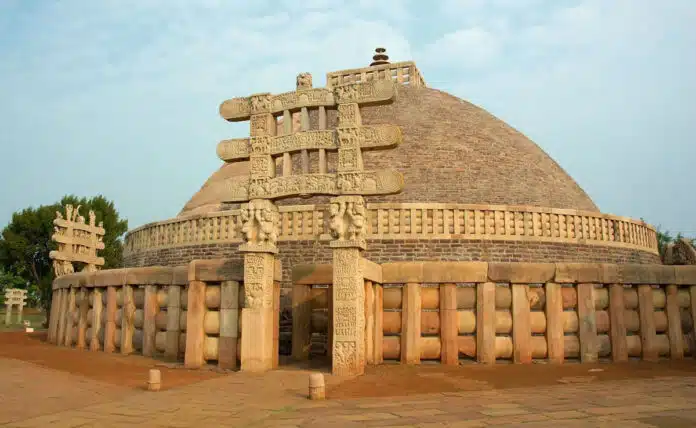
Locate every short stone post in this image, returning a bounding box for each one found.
[148,369,161,392]
[308,373,325,400]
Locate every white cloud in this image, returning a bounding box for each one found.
[1,0,695,235]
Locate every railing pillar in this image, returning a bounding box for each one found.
[512,284,532,364]
[440,283,458,366]
[103,286,117,353]
[90,288,103,351]
[184,280,206,368]
[165,285,181,360]
[638,284,658,361]
[577,283,598,363]
[545,282,564,363]
[477,282,496,364]
[401,282,421,365]
[609,284,628,362]
[219,280,240,370]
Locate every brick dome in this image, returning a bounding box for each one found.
[180,85,598,215]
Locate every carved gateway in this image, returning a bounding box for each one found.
[217,62,405,375]
[49,204,105,277]
[216,79,404,203]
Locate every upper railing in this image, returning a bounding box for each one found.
[123,203,658,255]
[326,61,426,88]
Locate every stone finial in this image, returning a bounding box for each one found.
[296,72,312,90]
[370,47,390,66]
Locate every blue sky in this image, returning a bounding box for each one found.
[1,0,695,236]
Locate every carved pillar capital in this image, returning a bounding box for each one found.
[329,195,367,250]
[239,199,280,254]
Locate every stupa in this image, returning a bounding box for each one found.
[124,48,659,277]
[48,48,696,377]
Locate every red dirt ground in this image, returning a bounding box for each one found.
[328,359,696,399]
[0,332,222,391]
[4,331,696,399]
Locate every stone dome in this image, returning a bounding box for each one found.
[181,85,598,215]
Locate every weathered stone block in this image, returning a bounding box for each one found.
[292,264,332,285]
[616,264,676,285]
[674,266,696,285]
[488,262,555,284]
[554,263,620,284]
[93,269,128,287]
[125,267,174,285]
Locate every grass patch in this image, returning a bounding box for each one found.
[0,310,45,331]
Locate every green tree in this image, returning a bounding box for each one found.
[654,227,695,262]
[0,195,127,313]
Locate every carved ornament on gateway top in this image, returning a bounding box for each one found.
[219,79,396,121]
[219,170,404,202]
[217,125,402,161]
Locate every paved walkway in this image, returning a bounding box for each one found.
[3,357,696,427]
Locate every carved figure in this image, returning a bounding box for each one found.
[296,72,312,90]
[259,207,279,246]
[329,201,347,240]
[347,200,367,241]
[240,206,253,242]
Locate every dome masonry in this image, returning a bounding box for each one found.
[181,48,598,215]
[126,48,659,271]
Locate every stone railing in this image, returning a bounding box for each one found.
[326,61,426,88]
[292,262,696,365]
[124,203,659,255]
[47,259,282,370]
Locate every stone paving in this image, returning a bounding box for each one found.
[3,357,696,427]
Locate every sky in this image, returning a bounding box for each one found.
[1,0,695,237]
